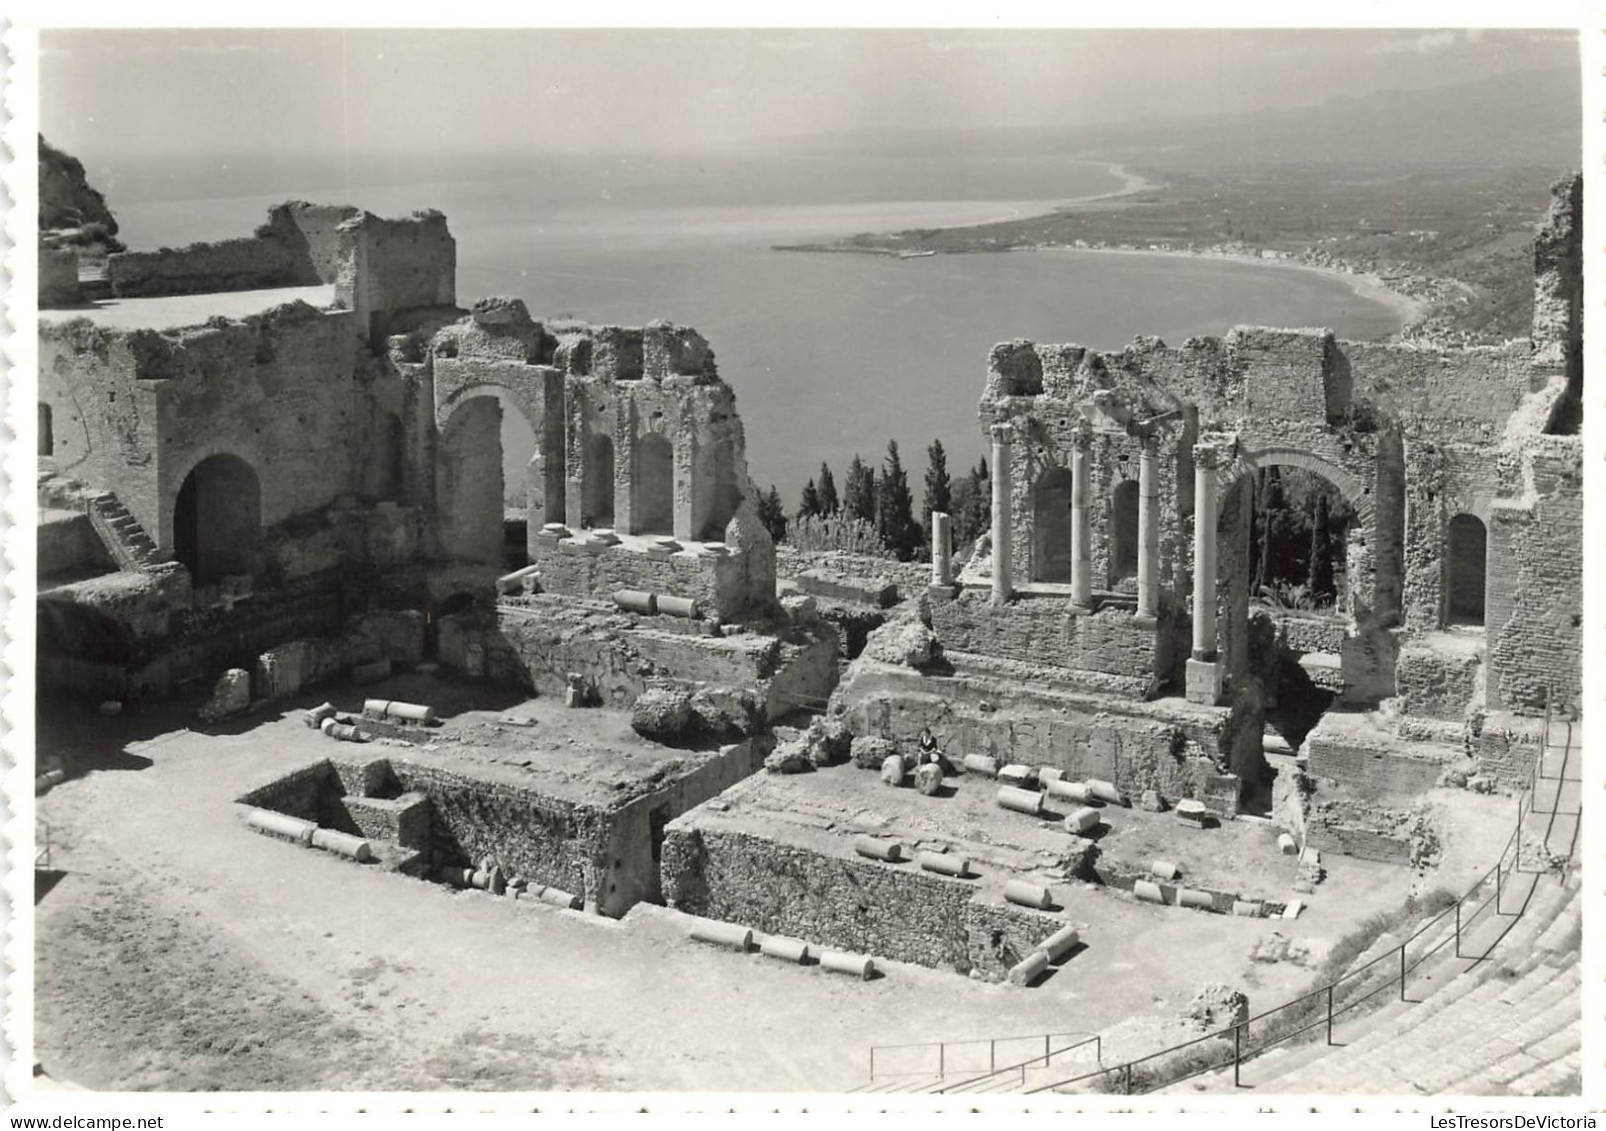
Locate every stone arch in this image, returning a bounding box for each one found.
[632,431,675,535]
[585,433,615,528]
[1228,445,1372,528]
[1109,478,1140,583]
[173,452,261,584]
[1445,513,1487,626]
[1031,465,1075,582]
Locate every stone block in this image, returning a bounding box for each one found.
[1185,657,1223,705]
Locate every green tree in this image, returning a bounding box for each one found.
[1308,491,1335,602]
[797,477,822,520]
[757,486,787,544]
[876,439,920,561]
[922,438,952,527]
[844,454,877,524]
[817,462,840,517]
[956,457,990,546]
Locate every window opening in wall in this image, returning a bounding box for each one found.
[1445,513,1487,627]
[38,402,53,456]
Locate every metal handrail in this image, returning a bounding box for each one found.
[933,1034,1102,1094]
[868,1030,1096,1081]
[1025,787,1546,1096]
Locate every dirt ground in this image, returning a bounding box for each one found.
[28,676,1508,1095]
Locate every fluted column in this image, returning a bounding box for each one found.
[1070,423,1093,610]
[1136,433,1160,620]
[990,424,1013,603]
[1186,441,1224,704]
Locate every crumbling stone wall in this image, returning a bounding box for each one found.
[104,202,358,299]
[1485,444,1583,713]
[927,589,1163,688]
[660,824,1064,978]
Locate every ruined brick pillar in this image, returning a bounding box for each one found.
[1070,423,1094,610]
[1186,441,1224,705]
[930,511,953,586]
[673,431,697,542]
[1136,433,1160,621]
[990,423,1013,603]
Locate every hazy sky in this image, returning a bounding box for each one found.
[41,27,1578,162]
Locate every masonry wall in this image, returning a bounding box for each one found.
[660,825,1065,979]
[927,590,1164,689]
[838,667,1230,803]
[529,538,754,621]
[1485,444,1584,713]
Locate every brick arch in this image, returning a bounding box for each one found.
[1223,444,1374,529]
[435,380,540,438]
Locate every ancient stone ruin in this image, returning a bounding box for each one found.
[35,162,1583,1074]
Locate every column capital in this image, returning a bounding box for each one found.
[1194,442,1226,471]
[1070,423,1095,453]
[989,421,1016,444]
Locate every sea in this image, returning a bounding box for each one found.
[100,150,1404,503]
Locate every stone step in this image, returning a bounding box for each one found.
[1309,964,1578,1094]
[1503,1048,1580,1096]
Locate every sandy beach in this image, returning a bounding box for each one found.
[1030,244,1429,329]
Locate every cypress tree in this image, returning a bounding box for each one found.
[1308,491,1334,602]
[923,438,952,524]
[962,457,991,545]
[798,477,822,520]
[758,486,788,544]
[877,440,920,560]
[845,454,877,524]
[1259,466,1283,590]
[817,462,839,517]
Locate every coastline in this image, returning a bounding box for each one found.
[1028,244,1428,331]
[928,161,1159,230]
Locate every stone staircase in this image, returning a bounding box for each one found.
[1233,872,1580,1095]
[86,491,163,572]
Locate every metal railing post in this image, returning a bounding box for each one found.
[1123,1062,1133,1095]
[1045,1033,1050,1063]
[1399,944,1407,1001]
[1326,984,1335,1045]
[989,1039,995,1074]
[1233,1024,1242,1088]
[1497,855,1503,912]
[1455,901,1461,958]
[938,1042,944,1077]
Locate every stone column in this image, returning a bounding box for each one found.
[930,511,953,586]
[1186,442,1224,705]
[1070,424,1094,611]
[1136,433,1160,621]
[990,424,1013,604]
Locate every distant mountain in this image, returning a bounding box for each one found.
[779,65,1582,170]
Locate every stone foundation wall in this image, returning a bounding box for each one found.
[39,511,114,579]
[1394,642,1483,721]
[660,825,1064,979]
[529,540,748,621]
[1305,721,1463,800]
[839,679,1223,804]
[927,590,1163,685]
